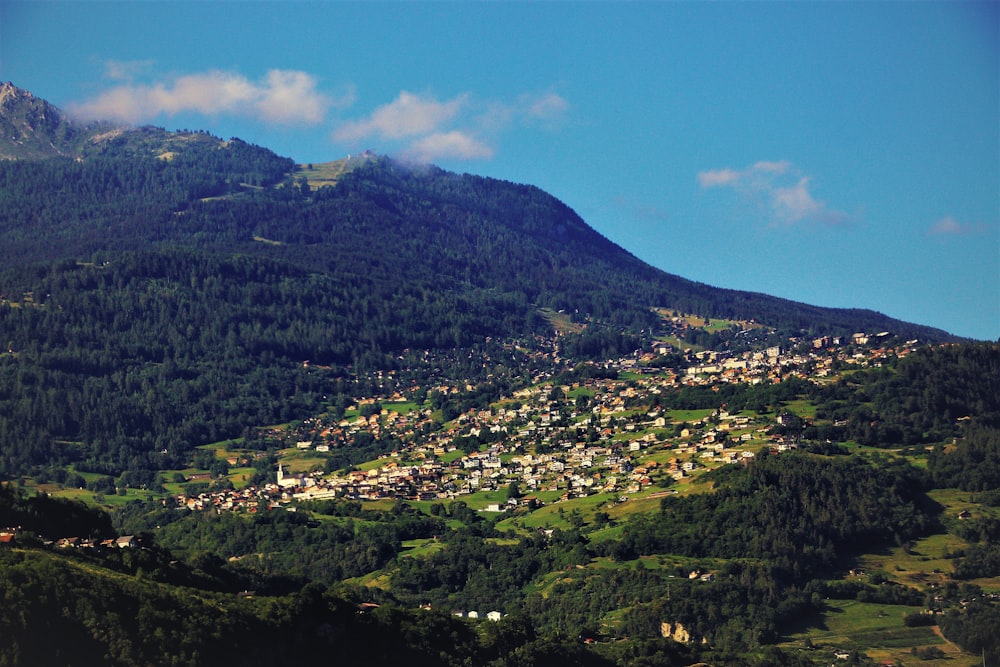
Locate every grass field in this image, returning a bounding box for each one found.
[296,159,358,188]
[496,491,617,532]
[538,308,585,335]
[459,488,512,511]
[782,599,978,667]
[782,399,817,420]
[667,408,715,423]
[384,400,421,414]
[277,451,326,473]
[399,538,446,559]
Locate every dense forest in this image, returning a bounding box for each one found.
[0,543,613,667]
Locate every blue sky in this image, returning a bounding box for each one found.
[2,1,997,340]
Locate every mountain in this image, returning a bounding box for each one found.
[0,81,102,160]
[0,83,957,476]
[0,84,953,338]
[3,84,999,667]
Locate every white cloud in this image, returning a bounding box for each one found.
[698,161,847,226]
[333,91,467,142]
[929,215,985,236]
[255,70,342,124]
[69,68,341,125]
[404,131,494,162]
[698,168,741,188]
[103,59,155,81]
[752,160,790,174]
[772,177,823,224]
[523,92,569,120]
[333,89,568,163]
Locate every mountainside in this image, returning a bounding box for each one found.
[0,485,614,667]
[0,84,953,338]
[3,83,999,667]
[0,83,956,476]
[0,81,110,160]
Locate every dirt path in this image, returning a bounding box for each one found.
[931,625,972,661]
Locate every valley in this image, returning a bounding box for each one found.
[15,329,999,667]
[0,84,996,666]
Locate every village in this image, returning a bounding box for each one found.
[173,332,921,515]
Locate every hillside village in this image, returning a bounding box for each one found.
[174,332,921,515]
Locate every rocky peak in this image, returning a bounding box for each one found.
[0,82,81,159]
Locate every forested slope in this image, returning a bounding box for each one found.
[0,87,959,478]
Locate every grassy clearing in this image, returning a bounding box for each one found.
[538,308,585,335]
[667,409,714,423]
[384,400,420,414]
[296,159,359,188]
[196,439,244,455]
[359,499,401,513]
[586,524,626,543]
[782,599,978,667]
[606,494,664,520]
[460,489,510,511]
[782,399,817,419]
[658,313,751,333]
[226,467,256,490]
[403,500,440,516]
[851,488,1000,591]
[399,538,446,559]
[497,492,618,532]
[279,452,326,473]
[855,533,960,590]
[349,570,393,590]
[928,488,994,515]
[437,449,466,464]
[35,477,160,508]
[355,457,390,472]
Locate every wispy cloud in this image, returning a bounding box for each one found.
[698,161,847,226]
[72,65,568,163]
[69,68,347,125]
[404,131,494,162]
[929,215,986,236]
[523,92,569,121]
[333,91,467,142]
[103,59,155,81]
[697,168,741,188]
[333,89,569,163]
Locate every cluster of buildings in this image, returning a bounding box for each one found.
[0,526,141,551]
[669,332,918,387]
[172,332,917,514]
